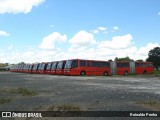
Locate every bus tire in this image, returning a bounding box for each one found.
[80,71,86,76]
[143,70,147,74]
[103,72,108,76]
[124,71,128,75]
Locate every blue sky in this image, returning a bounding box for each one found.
[0,0,160,63]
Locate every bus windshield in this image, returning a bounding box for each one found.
[41,64,45,70]
[57,62,63,69]
[65,60,78,69]
[65,60,72,68]
[46,63,51,69]
[33,64,38,70]
[51,62,57,69]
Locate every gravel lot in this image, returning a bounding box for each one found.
[0,72,160,120]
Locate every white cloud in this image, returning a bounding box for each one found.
[69,30,96,48]
[8,44,13,49]
[0,30,10,36]
[97,34,133,49]
[113,26,119,31]
[136,43,159,56]
[0,31,159,63]
[92,30,99,34]
[98,27,107,31]
[112,26,119,32]
[91,26,119,34]
[0,48,62,63]
[0,0,45,14]
[158,12,160,16]
[40,32,67,49]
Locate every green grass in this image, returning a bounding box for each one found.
[0,87,38,96]
[16,87,38,96]
[57,104,81,111]
[0,69,7,72]
[0,97,11,104]
[136,100,160,110]
[154,70,160,74]
[47,104,81,111]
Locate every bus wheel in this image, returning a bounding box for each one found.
[143,70,147,74]
[80,71,86,76]
[104,72,108,76]
[124,71,128,75]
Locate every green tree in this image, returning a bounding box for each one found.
[108,59,113,62]
[146,47,160,70]
[5,63,9,66]
[114,56,133,61]
[136,59,144,62]
[18,62,25,65]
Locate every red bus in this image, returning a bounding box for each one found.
[10,65,16,72]
[56,60,66,75]
[39,62,48,74]
[116,62,130,75]
[13,65,17,72]
[14,65,18,72]
[22,64,26,73]
[135,62,154,74]
[22,64,30,73]
[37,63,43,74]
[32,63,39,74]
[28,64,34,73]
[50,61,58,75]
[19,65,24,72]
[46,62,53,74]
[64,59,111,76]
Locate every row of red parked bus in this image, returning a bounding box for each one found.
[10,59,154,76]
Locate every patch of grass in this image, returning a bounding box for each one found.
[58,104,81,111]
[16,87,38,96]
[33,105,43,111]
[0,87,38,96]
[0,69,7,71]
[47,104,81,111]
[136,100,160,110]
[154,70,160,74]
[0,97,11,104]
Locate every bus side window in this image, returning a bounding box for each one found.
[148,63,153,67]
[143,63,146,67]
[91,61,97,67]
[87,61,90,67]
[135,63,138,67]
[72,60,78,68]
[139,63,143,67]
[80,61,86,67]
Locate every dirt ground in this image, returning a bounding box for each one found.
[0,72,160,120]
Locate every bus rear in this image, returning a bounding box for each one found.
[56,60,66,75]
[135,62,154,74]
